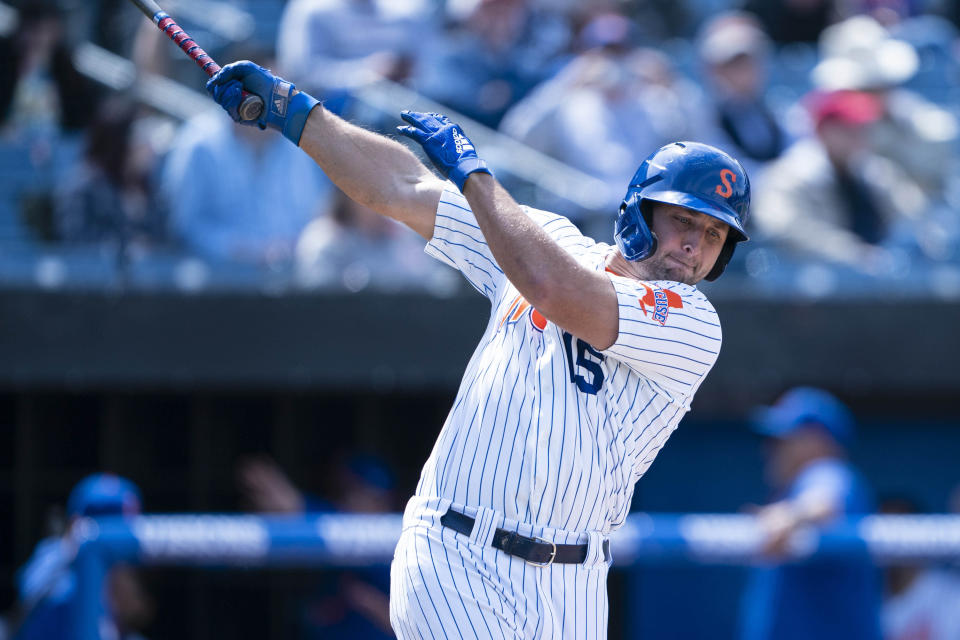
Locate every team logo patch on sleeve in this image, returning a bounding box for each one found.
[638,284,683,325]
[499,295,548,332]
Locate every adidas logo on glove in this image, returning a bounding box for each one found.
[452,128,474,155]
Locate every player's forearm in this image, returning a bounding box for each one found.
[462,174,618,348]
[297,105,441,239]
[206,63,443,239]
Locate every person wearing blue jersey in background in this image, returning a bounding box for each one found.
[740,387,882,640]
[205,57,750,638]
[12,473,154,640]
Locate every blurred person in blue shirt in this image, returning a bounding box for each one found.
[161,53,333,265]
[739,387,882,640]
[276,0,437,96]
[13,473,154,640]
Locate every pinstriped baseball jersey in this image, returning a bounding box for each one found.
[415,184,723,535]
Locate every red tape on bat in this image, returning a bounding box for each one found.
[155,13,220,77]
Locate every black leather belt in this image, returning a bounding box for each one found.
[439,508,608,566]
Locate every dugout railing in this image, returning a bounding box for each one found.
[67,512,960,640]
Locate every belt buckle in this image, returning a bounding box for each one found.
[524,537,557,567]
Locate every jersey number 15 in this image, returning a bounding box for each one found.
[562,331,605,395]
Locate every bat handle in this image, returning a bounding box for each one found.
[154,12,264,122]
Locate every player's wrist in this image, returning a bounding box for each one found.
[281,90,321,145]
[452,158,493,191]
[207,61,320,144]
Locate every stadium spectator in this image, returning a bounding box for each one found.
[0,1,99,139]
[810,15,959,205]
[498,47,656,216]
[275,0,438,96]
[751,89,926,273]
[414,0,572,128]
[237,454,396,639]
[11,474,154,640]
[880,496,960,640]
[161,64,333,265]
[692,12,789,176]
[498,12,639,156]
[295,188,454,292]
[739,387,882,640]
[54,97,167,253]
[500,21,701,225]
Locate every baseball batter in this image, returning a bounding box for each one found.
[207,62,750,639]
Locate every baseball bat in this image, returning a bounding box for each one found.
[127,0,264,122]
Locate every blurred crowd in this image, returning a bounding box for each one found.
[1,0,960,294]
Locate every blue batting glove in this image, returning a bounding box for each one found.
[397,111,492,191]
[206,60,320,146]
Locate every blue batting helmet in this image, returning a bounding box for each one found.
[615,141,750,281]
[67,473,142,518]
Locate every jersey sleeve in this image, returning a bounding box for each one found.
[522,206,597,254]
[425,184,506,300]
[424,185,596,300]
[600,276,722,396]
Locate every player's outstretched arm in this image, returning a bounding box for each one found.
[296,108,443,240]
[399,111,620,349]
[205,61,445,240]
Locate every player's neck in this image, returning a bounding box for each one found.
[605,248,645,280]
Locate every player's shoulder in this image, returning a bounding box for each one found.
[652,281,720,333]
[521,205,597,251]
[613,277,718,315]
[521,204,573,228]
[609,277,721,336]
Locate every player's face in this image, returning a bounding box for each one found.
[644,204,730,284]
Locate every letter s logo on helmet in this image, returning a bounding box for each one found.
[614,141,751,281]
[715,169,737,198]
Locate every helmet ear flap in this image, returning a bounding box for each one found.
[615,192,657,262]
[704,237,737,281]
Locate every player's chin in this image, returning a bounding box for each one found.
[663,265,698,286]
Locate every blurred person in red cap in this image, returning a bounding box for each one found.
[751,89,927,273]
[811,15,958,207]
[10,473,154,640]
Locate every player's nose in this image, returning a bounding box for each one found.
[680,231,703,256]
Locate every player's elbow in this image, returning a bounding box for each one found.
[365,173,440,221]
[535,281,619,350]
[516,267,558,311]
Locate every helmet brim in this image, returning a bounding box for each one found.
[642,190,749,242]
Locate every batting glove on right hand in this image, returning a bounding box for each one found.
[207,60,320,146]
[397,111,492,191]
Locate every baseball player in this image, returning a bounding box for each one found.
[206,61,750,638]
